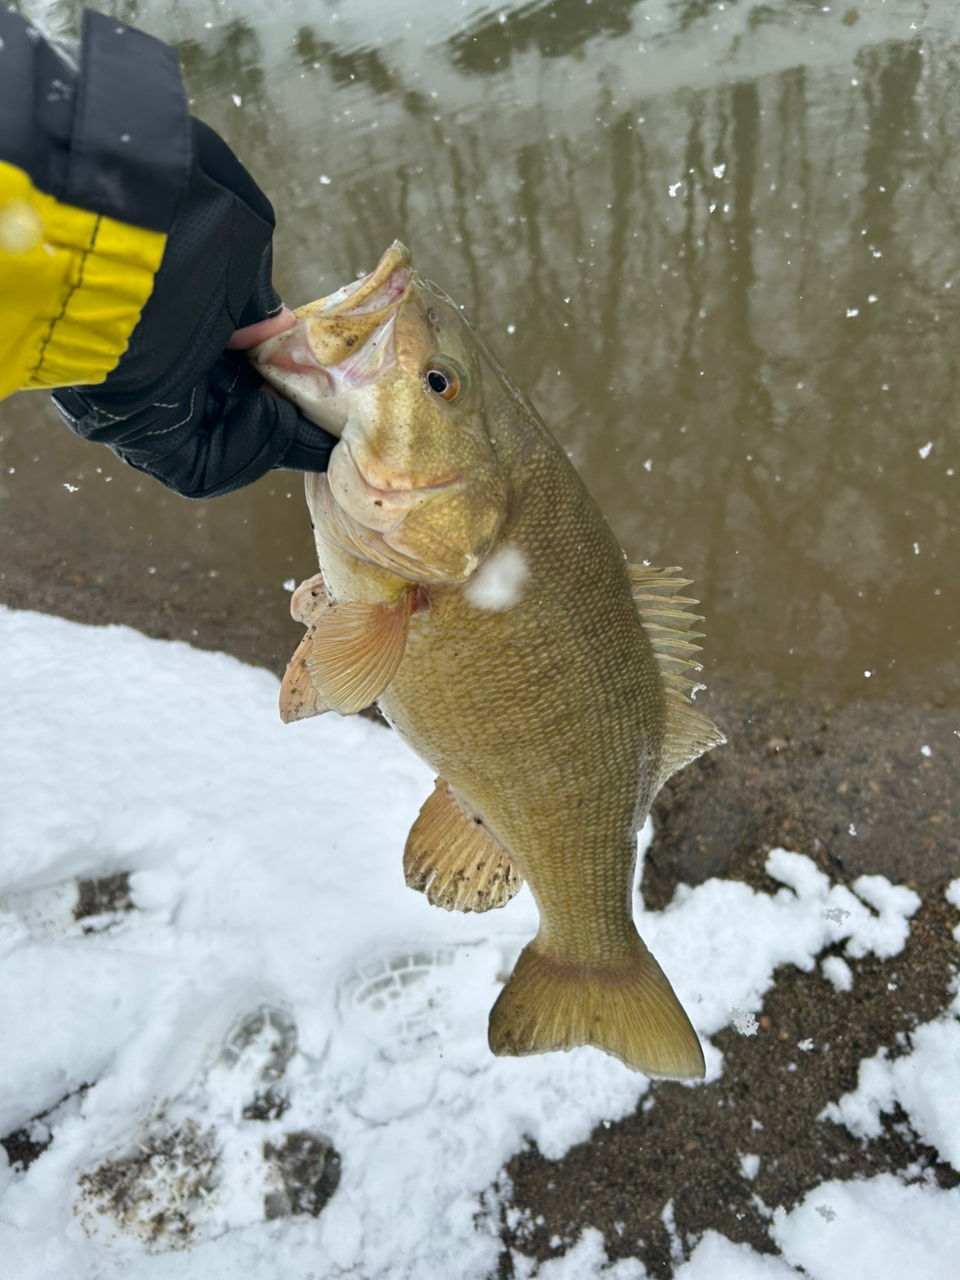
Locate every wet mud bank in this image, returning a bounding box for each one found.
[4,558,957,1276]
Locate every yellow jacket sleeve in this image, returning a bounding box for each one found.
[0,8,189,401]
[0,161,166,399]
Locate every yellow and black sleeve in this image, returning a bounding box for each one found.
[0,8,334,498]
[0,8,187,397]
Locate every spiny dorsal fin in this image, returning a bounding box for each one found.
[404,779,523,913]
[627,563,726,789]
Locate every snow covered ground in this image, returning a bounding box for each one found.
[1,606,958,1278]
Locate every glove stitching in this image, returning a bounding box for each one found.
[53,401,80,428]
[85,405,126,422]
[137,386,197,438]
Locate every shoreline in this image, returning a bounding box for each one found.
[3,548,958,1277]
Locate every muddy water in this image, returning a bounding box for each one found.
[2,0,958,706]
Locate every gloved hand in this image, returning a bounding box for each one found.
[47,14,335,498]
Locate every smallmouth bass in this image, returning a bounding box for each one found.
[252,243,725,1079]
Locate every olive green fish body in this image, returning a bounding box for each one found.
[252,243,723,1078]
[381,434,663,966]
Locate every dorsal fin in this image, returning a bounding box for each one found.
[627,563,727,790]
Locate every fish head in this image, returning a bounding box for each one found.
[251,242,508,583]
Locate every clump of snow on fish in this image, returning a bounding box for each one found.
[463,543,530,611]
[0,606,957,1280]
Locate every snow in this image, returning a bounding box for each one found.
[463,544,530,611]
[0,606,957,1278]
[817,877,960,1172]
[677,1232,799,1277]
[510,1228,646,1278]
[821,954,853,991]
[821,1016,960,1170]
[772,1175,960,1279]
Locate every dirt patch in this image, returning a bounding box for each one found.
[263,1131,342,1220]
[75,872,134,921]
[645,679,958,895]
[1,1084,91,1174]
[76,1119,220,1250]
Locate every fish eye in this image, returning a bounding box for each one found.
[424,359,464,403]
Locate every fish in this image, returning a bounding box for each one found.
[251,242,725,1079]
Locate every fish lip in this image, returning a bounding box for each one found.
[298,242,413,322]
[339,439,462,498]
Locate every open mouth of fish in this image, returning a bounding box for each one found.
[250,242,413,434]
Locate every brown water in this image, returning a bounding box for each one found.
[2,0,958,706]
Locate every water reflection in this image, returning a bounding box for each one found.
[2,0,957,704]
[448,0,641,73]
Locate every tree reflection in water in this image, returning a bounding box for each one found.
[3,0,957,703]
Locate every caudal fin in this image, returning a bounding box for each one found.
[488,939,705,1080]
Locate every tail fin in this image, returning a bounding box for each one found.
[488,939,705,1080]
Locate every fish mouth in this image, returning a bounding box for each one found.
[296,241,412,322]
[249,242,413,434]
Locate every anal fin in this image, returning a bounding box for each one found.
[404,779,523,913]
[304,593,412,715]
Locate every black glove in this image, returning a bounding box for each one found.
[51,12,335,498]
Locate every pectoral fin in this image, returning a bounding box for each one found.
[279,628,330,723]
[304,594,411,715]
[404,779,523,913]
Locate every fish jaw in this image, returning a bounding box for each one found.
[249,242,412,435]
[305,471,469,587]
[295,240,411,322]
[326,436,461,537]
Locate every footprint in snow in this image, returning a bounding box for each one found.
[0,870,135,939]
[74,1002,340,1250]
[336,944,462,1060]
[330,941,510,1124]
